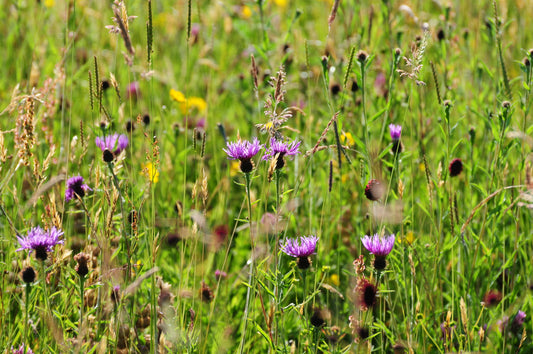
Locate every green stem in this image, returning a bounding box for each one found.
[79,275,85,331]
[239,172,255,353]
[24,284,31,354]
[106,162,130,282]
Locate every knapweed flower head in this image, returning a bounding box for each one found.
[65,176,92,202]
[95,133,129,162]
[17,226,64,261]
[223,137,262,173]
[364,179,385,201]
[389,124,402,140]
[126,81,140,100]
[280,235,318,269]
[11,345,34,354]
[361,233,395,270]
[357,278,377,310]
[263,137,301,170]
[449,158,463,177]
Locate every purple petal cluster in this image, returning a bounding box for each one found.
[280,235,318,258]
[65,176,92,202]
[11,345,34,354]
[389,124,402,140]
[223,137,262,160]
[361,234,395,256]
[16,226,64,255]
[95,133,129,155]
[262,138,301,161]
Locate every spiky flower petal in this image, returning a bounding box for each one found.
[16,226,64,261]
[361,234,395,256]
[280,235,319,258]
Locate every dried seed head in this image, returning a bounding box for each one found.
[502,101,511,109]
[357,50,368,63]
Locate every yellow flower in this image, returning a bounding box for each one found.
[403,231,414,245]
[170,89,207,115]
[340,131,355,146]
[230,160,240,177]
[141,162,159,183]
[240,5,252,19]
[329,274,340,287]
[170,89,186,103]
[273,0,287,7]
[180,96,207,115]
[44,0,54,7]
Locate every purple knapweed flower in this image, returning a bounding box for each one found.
[126,81,141,100]
[280,235,318,269]
[263,138,301,170]
[11,345,34,354]
[65,176,92,202]
[214,269,227,281]
[510,311,527,333]
[95,133,129,162]
[361,234,395,270]
[389,124,403,154]
[17,226,64,261]
[389,124,402,141]
[223,137,262,173]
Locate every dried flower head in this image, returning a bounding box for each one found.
[200,281,214,303]
[357,278,377,310]
[483,290,502,307]
[74,252,90,277]
[223,137,262,173]
[17,226,64,261]
[65,176,92,202]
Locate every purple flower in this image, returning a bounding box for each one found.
[389,124,402,141]
[280,236,319,268]
[11,345,34,354]
[361,234,395,256]
[17,226,64,261]
[511,310,527,333]
[95,133,129,162]
[280,235,318,258]
[214,269,227,280]
[223,137,262,173]
[126,81,141,100]
[361,234,395,270]
[65,176,92,202]
[263,138,301,170]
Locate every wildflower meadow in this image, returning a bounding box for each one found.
[1,0,533,352]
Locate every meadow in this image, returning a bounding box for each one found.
[1,0,532,352]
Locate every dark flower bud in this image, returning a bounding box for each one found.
[200,282,214,303]
[437,28,445,41]
[330,83,341,96]
[502,101,511,109]
[101,80,111,91]
[310,307,327,328]
[449,158,463,177]
[125,120,134,133]
[524,57,531,67]
[21,266,36,284]
[74,252,90,277]
[351,79,359,92]
[103,149,114,163]
[364,179,384,201]
[142,114,150,125]
[357,50,368,63]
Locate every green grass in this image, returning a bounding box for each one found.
[1,0,533,352]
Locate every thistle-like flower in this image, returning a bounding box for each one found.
[280,235,318,269]
[17,226,64,261]
[95,133,129,162]
[223,137,262,173]
[389,124,402,141]
[65,176,92,202]
[263,137,301,170]
[361,233,395,270]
